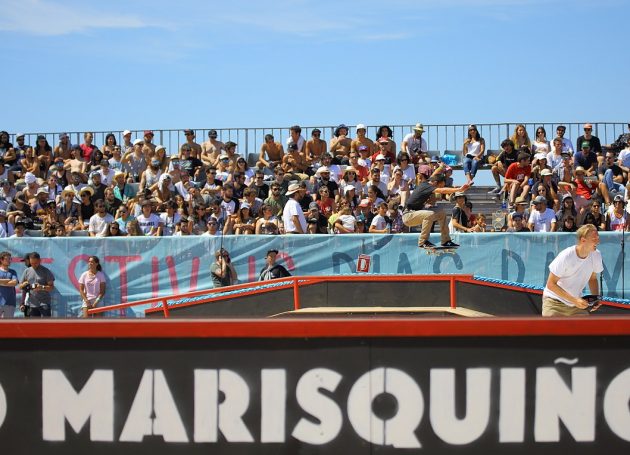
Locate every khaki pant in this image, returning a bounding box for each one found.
[402,208,451,244]
[542,296,588,317]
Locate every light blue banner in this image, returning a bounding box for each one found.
[2,232,627,317]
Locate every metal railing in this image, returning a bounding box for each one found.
[8,122,628,161]
[87,274,473,318]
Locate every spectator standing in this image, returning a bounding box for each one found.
[78,256,106,318]
[20,252,55,318]
[258,249,291,281]
[282,183,307,234]
[0,251,18,318]
[210,249,237,288]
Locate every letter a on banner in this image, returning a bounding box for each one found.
[356,254,371,273]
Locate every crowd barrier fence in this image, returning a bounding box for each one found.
[1,231,628,317]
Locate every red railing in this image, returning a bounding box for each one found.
[88,274,630,318]
[88,274,473,318]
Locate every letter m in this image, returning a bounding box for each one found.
[42,370,114,441]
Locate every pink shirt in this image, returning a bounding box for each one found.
[79,271,106,300]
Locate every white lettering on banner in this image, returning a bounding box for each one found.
[193,369,254,443]
[42,370,114,441]
[0,381,6,430]
[291,368,343,445]
[430,368,491,445]
[534,367,596,442]
[499,368,526,442]
[603,368,630,441]
[347,368,423,448]
[35,364,630,446]
[261,369,286,443]
[119,370,188,442]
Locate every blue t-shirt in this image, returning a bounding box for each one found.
[0,268,18,307]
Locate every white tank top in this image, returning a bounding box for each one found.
[466,141,482,158]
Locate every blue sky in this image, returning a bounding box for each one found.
[1,0,629,135]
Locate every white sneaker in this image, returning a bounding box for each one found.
[487,186,501,194]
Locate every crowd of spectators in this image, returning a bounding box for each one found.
[480,123,630,232]
[0,122,628,238]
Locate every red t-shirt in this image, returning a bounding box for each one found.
[80,143,96,162]
[505,163,531,182]
[317,198,334,218]
[575,179,595,199]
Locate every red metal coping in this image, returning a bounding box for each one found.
[1,318,630,339]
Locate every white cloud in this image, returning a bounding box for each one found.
[0,0,166,36]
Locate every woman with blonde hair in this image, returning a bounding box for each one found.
[510,124,532,150]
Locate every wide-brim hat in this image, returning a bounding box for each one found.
[285,183,301,195]
[61,186,76,199]
[79,186,95,197]
[334,124,348,136]
[413,123,425,132]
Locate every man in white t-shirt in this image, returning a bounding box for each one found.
[88,199,114,237]
[554,125,574,155]
[542,224,603,316]
[282,183,307,234]
[136,200,163,236]
[528,196,557,232]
